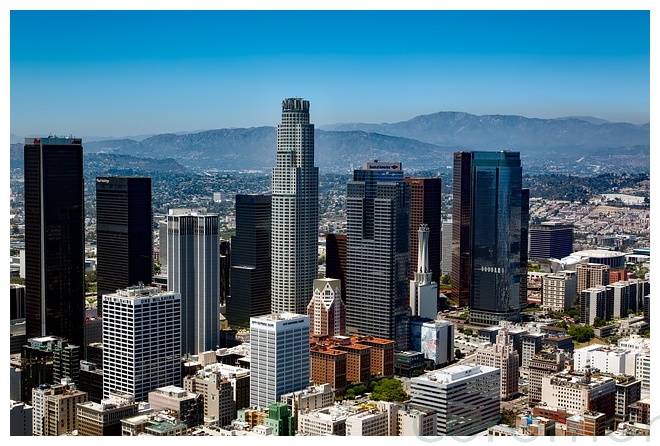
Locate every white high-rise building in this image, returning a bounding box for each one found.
[249,313,310,408]
[410,364,500,436]
[102,285,181,402]
[167,211,219,355]
[410,224,438,319]
[271,98,319,315]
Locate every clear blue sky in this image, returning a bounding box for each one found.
[10,9,651,138]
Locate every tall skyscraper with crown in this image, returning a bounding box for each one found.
[271,98,319,315]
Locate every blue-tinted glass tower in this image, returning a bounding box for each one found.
[454,151,528,326]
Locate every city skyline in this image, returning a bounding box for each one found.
[8,8,651,138]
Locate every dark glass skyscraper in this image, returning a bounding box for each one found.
[345,161,411,350]
[96,176,153,317]
[325,233,347,301]
[452,151,528,326]
[228,194,271,328]
[24,137,85,347]
[529,222,574,261]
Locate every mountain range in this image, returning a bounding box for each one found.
[10,111,649,173]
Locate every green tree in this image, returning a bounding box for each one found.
[353,384,367,395]
[593,317,607,328]
[568,324,595,343]
[370,378,408,402]
[455,348,464,360]
[556,320,568,329]
[463,328,473,336]
[441,274,451,285]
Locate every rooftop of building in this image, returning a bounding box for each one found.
[251,312,308,322]
[572,249,626,259]
[415,363,499,384]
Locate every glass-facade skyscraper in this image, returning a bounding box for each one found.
[228,194,272,328]
[345,161,411,350]
[271,98,319,315]
[96,176,153,317]
[167,212,220,355]
[452,151,529,326]
[24,137,85,347]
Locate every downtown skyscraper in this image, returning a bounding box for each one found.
[271,98,319,315]
[228,194,272,328]
[345,161,411,350]
[167,211,220,355]
[95,177,153,317]
[24,137,85,347]
[451,151,529,326]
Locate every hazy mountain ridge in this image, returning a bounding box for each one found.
[10,111,649,172]
[320,112,649,152]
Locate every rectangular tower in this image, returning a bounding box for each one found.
[102,285,181,402]
[271,98,319,315]
[404,177,442,285]
[96,176,153,317]
[345,161,411,350]
[410,364,500,436]
[325,233,347,301]
[529,222,574,261]
[167,212,219,355]
[249,313,310,408]
[228,194,271,328]
[452,151,527,326]
[24,137,85,347]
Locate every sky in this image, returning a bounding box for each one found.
[7,6,652,139]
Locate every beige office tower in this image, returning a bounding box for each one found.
[308,278,346,336]
[541,270,577,312]
[576,263,610,293]
[475,328,520,400]
[32,381,88,436]
[271,98,319,314]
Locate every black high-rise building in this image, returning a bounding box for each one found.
[529,222,574,261]
[96,177,153,317]
[220,239,231,306]
[24,137,84,346]
[227,194,271,328]
[325,233,347,301]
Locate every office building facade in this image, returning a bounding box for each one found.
[452,151,528,326]
[529,222,574,261]
[271,98,319,315]
[102,285,181,402]
[345,161,411,350]
[167,211,220,355]
[308,278,346,336]
[96,176,153,317]
[410,364,500,436]
[542,271,577,312]
[228,194,272,328]
[24,137,85,347]
[250,313,310,408]
[475,329,520,400]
